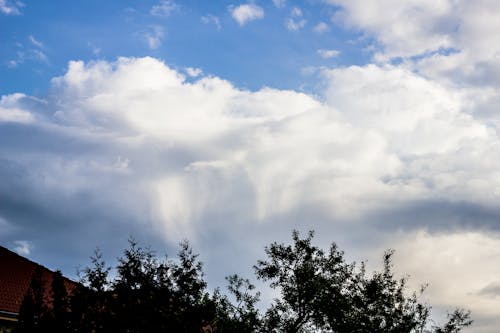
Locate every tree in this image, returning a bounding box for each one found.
[18,230,472,333]
[212,274,262,332]
[45,270,69,333]
[70,248,112,333]
[16,267,46,333]
[255,230,472,333]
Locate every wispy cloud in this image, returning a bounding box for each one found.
[87,42,101,56]
[272,0,285,8]
[317,49,340,59]
[29,35,43,48]
[201,14,221,31]
[14,240,32,256]
[7,36,48,67]
[230,3,264,26]
[0,0,24,15]
[286,7,306,31]
[150,0,177,17]
[144,26,165,49]
[313,22,329,34]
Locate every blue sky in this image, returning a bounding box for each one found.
[3,1,500,332]
[1,0,372,95]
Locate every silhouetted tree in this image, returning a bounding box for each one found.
[44,270,69,332]
[15,267,46,333]
[255,230,472,333]
[17,230,472,333]
[212,274,261,332]
[70,248,112,333]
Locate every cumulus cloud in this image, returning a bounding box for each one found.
[0,93,36,123]
[4,56,500,235]
[325,0,500,93]
[5,56,500,232]
[327,0,456,61]
[4,56,500,328]
[230,3,264,26]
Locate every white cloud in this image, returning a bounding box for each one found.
[186,67,203,77]
[6,37,48,66]
[28,35,43,49]
[286,19,306,31]
[286,6,306,31]
[313,21,329,33]
[326,0,500,93]
[144,26,165,49]
[30,49,48,63]
[88,42,101,56]
[14,240,32,256]
[201,14,221,30]
[19,56,499,228]
[7,60,19,68]
[0,0,23,15]
[387,231,500,332]
[150,0,177,17]
[230,3,264,26]
[0,93,35,123]
[328,0,455,61]
[272,0,285,8]
[317,49,340,59]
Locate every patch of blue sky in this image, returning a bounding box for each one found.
[0,0,375,96]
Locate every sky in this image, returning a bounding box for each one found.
[2,0,500,331]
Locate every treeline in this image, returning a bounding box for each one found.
[16,231,472,333]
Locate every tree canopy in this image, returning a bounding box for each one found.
[16,230,472,333]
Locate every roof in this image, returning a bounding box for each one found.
[0,245,76,316]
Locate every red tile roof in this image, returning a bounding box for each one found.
[0,245,76,315]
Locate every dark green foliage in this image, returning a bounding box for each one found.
[433,309,473,333]
[16,230,473,333]
[213,275,262,332]
[46,270,69,332]
[16,267,45,333]
[255,230,471,333]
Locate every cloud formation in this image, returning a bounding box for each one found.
[3,56,500,234]
[3,25,500,326]
[150,0,177,17]
[143,25,165,49]
[317,49,340,59]
[3,1,500,330]
[286,7,306,31]
[230,3,264,26]
[201,14,221,31]
[0,0,23,15]
[327,0,500,87]
[313,22,329,34]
